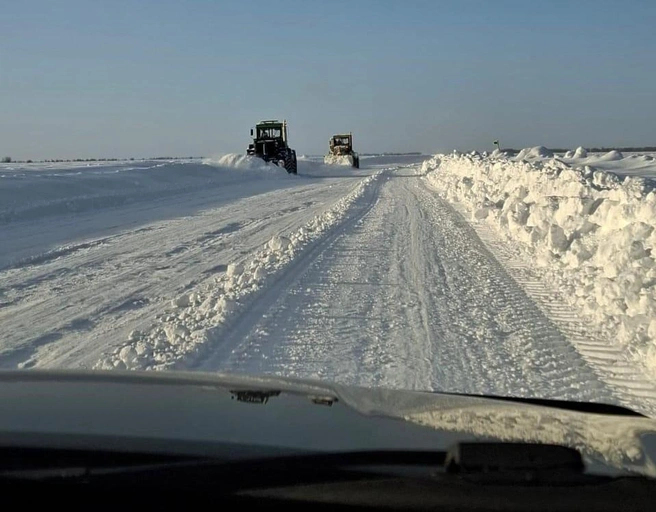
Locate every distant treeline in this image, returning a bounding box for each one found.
[499,146,656,155]
[360,152,423,156]
[1,156,203,164]
[570,146,656,153]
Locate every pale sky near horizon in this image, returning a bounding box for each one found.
[2,0,655,159]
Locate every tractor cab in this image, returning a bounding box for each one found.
[329,134,353,155]
[325,132,359,168]
[256,124,283,140]
[246,119,297,174]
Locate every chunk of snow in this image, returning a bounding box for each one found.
[268,235,291,252]
[215,296,237,314]
[119,346,139,365]
[164,324,190,344]
[135,341,153,357]
[199,296,216,313]
[226,262,244,277]
[573,146,588,158]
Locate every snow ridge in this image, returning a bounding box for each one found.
[423,151,656,376]
[94,172,382,370]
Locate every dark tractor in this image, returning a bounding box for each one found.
[246,120,297,174]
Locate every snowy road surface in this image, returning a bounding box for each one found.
[2,154,656,416]
[208,169,602,396]
[202,166,656,416]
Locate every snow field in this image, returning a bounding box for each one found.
[0,155,292,225]
[94,172,382,370]
[424,149,656,376]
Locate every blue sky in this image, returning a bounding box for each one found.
[2,0,655,159]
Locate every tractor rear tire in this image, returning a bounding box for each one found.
[286,150,297,174]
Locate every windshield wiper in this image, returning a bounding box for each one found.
[438,392,646,417]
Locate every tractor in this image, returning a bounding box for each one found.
[324,132,359,168]
[246,120,297,174]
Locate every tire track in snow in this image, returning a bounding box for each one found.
[192,173,387,375]
[453,203,656,417]
[208,166,617,407]
[399,174,610,401]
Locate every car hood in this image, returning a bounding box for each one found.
[1,369,656,478]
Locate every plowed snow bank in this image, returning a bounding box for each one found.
[423,150,656,374]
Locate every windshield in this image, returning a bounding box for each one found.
[2,0,656,425]
[258,127,282,139]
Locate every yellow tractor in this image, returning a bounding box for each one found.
[324,133,359,168]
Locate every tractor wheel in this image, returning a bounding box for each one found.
[286,150,297,174]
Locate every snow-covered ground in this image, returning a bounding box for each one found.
[2,149,656,417]
[424,148,656,412]
[562,151,656,179]
[0,155,381,367]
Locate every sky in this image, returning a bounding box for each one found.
[1,0,656,159]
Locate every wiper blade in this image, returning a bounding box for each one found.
[438,391,646,417]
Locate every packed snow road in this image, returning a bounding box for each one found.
[200,166,639,410]
[2,154,656,417]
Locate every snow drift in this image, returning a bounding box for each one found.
[516,146,554,160]
[599,150,625,161]
[559,150,656,180]
[423,149,656,376]
[564,147,588,159]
